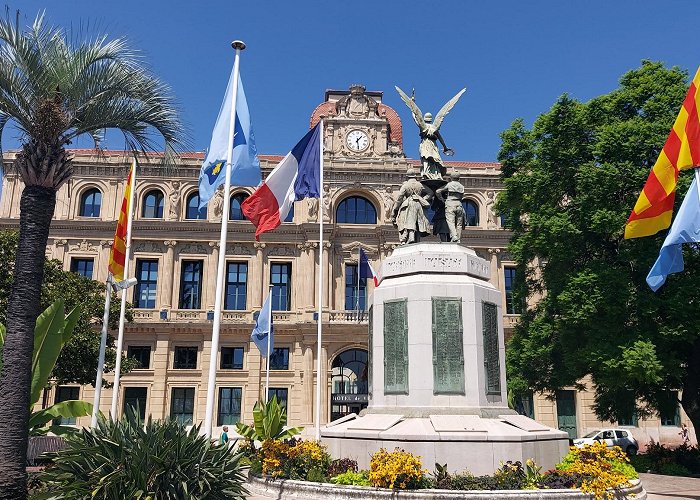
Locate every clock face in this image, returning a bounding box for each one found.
[346,130,369,152]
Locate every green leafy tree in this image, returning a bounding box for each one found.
[497,61,700,432]
[0,12,183,497]
[0,230,136,387]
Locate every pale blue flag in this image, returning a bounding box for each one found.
[198,73,261,207]
[251,293,274,357]
[647,177,700,291]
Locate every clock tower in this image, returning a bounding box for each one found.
[309,84,404,159]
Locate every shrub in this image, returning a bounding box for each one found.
[629,454,654,473]
[306,467,328,483]
[448,473,500,490]
[556,443,632,500]
[257,438,331,480]
[327,457,358,477]
[331,470,371,486]
[657,462,691,476]
[369,448,426,489]
[236,396,303,442]
[538,470,586,489]
[38,407,247,499]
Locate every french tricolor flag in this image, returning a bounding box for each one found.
[360,248,380,287]
[242,124,321,239]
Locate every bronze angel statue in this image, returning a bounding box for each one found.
[395,86,466,180]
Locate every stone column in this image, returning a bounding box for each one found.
[161,240,177,309]
[53,239,68,267]
[303,344,314,424]
[98,240,112,282]
[251,242,266,309]
[296,242,317,310]
[323,242,332,309]
[207,241,220,310]
[488,248,501,291]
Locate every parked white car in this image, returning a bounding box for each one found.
[573,428,638,455]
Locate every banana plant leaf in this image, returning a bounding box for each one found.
[29,400,93,431]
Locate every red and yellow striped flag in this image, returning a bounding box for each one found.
[108,161,135,281]
[625,67,700,239]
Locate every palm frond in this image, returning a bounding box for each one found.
[0,9,186,182]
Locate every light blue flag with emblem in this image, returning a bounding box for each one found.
[251,293,274,358]
[198,73,261,207]
[646,177,700,291]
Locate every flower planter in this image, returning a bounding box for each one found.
[247,473,646,500]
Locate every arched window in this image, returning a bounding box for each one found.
[336,196,377,224]
[185,192,207,220]
[79,188,102,217]
[229,193,248,221]
[462,199,479,227]
[283,203,294,223]
[331,348,369,421]
[142,189,164,218]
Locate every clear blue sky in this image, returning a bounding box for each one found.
[7,1,700,162]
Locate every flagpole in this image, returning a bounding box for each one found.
[265,284,272,401]
[91,277,112,427]
[110,158,137,419]
[204,40,246,439]
[315,120,324,441]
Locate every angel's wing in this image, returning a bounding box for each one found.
[433,88,467,130]
[395,85,426,129]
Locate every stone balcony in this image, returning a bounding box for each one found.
[131,308,368,325]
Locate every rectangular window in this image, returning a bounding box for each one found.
[268,388,288,411]
[179,260,203,309]
[170,387,195,425]
[134,259,158,309]
[344,264,367,311]
[54,386,80,425]
[618,395,638,426]
[123,387,148,420]
[173,346,197,369]
[660,391,681,426]
[127,345,151,369]
[269,348,289,370]
[217,387,242,426]
[515,393,535,419]
[225,262,248,310]
[70,258,94,279]
[220,347,244,369]
[270,263,291,311]
[504,267,522,314]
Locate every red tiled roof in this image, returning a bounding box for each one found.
[309,102,337,128]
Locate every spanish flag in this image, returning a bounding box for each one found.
[625,67,700,239]
[108,160,135,281]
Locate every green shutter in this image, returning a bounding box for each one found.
[432,298,465,394]
[384,299,408,394]
[482,301,501,395]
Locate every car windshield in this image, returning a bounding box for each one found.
[583,431,600,438]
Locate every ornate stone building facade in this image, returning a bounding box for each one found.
[0,85,691,445]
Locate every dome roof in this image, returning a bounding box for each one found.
[309,101,403,146]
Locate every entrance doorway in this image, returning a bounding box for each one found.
[330,349,368,421]
[556,390,578,440]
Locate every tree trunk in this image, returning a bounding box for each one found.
[681,337,700,440]
[0,186,56,499]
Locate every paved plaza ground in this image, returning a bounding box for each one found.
[244,473,700,499]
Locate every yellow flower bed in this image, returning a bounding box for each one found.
[368,448,426,489]
[556,442,632,500]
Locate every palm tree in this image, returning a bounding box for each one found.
[0,11,183,498]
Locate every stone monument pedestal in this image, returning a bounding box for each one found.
[321,243,568,474]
